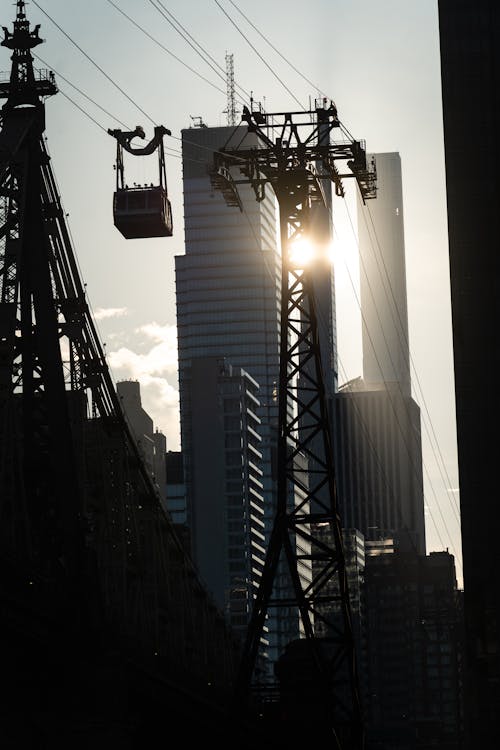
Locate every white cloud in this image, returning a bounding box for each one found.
[106,322,180,449]
[108,322,178,377]
[93,306,128,321]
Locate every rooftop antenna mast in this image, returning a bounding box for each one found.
[225,52,236,126]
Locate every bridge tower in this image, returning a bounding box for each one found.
[210,102,376,748]
[0,4,244,745]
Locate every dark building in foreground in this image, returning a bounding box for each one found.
[438,2,500,745]
[364,543,464,749]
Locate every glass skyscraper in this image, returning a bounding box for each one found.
[176,123,307,665]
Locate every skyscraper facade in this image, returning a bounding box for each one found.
[187,356,266,641]
[333,153,426,553]
[438,2,500,744]
[335,378,426,554]
[358,152,411,395]
[176,123,308,662]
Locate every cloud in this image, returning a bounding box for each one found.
[106,322,180,448]
[107,322,178,376]
[93,306,128,320]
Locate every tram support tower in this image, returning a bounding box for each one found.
[211,100,376,748]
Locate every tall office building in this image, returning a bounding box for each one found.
[176,123,309,662]
[333,153,426,553]
[358,152,411,396]
[438,2,500,744]
[165,450,186,524]
[187,357,266,640]
[335,378,426,554]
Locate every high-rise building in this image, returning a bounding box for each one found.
[165,450,187,524]
[333,153,426,553]
[186,356,266,641]
[364,543,464,750]
[358,152,411,396]
[438,2,500,744]
[335,378,426,554]
[176,123,308,662]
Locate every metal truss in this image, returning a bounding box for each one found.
[0,1,240,703]
[211,101,376,748]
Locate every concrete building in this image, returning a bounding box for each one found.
[364,542,464,749]
[438,2,500,745]
[116,379,166,503]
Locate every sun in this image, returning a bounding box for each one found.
[288,237,335,268]
[288,238,315,268]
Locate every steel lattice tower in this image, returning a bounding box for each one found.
[0,1,241,716]
[211,102,376,748]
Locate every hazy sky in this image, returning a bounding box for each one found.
[2,0,462,582]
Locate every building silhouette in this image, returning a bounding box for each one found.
[117,379,166,503]
[438,1,500,745]
[364,543,463,749]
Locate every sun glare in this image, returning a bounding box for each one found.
[288,238,335,268]
[288,238,315,267]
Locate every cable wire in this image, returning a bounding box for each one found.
[105,0,229,100]
[212,0,305,110]
[147,0,251,105]
[31,0,157,126]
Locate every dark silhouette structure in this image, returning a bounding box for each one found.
[0,5,252,746]
[438,1,500,746]
[211,101,376,748]
[0,4,382,748]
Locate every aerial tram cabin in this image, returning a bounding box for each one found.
[108,124,173,239]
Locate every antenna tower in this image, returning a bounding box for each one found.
[225,52,236,126]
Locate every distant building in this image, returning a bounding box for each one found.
[438,2,500,745]
[153,429,166,501]
[335,378,426,554]
[357,152,411,396]
[116,380,166,502]
[333,152,426,554]
[165,450,187,524]
[364,540,464,749]
[184,356,266,642]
